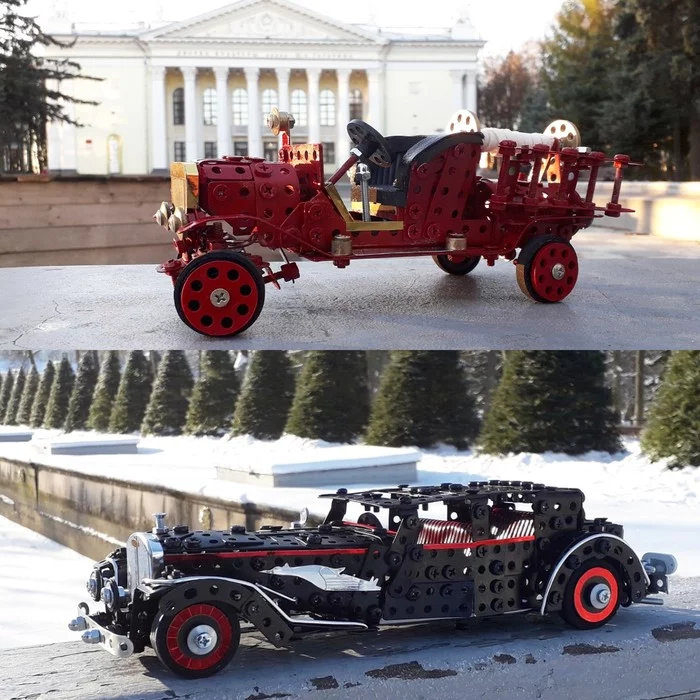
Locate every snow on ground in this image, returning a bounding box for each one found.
[0,432,698,575]
[0,515,94,650]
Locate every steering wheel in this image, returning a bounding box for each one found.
[347,119,392,169]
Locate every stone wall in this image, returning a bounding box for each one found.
[0,456,299,560]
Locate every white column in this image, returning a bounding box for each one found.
[277,67,291,113]
[367,68,384,131]
[451,70,466,110]
[307,67,321,144]
[244,67,262,158]
[182,66,199,160]
[336,68,351,161]
[466,69,478,113]
[214,66,231,157]
[150,65,168,172]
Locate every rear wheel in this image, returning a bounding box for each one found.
[516,236,579,303]
[174,251,265,337]
[432,254,481,276]
[561,562,621,630]
[151,602,240,679]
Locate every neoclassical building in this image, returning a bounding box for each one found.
[44,0,484,175]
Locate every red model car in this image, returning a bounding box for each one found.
[153,109,633,337]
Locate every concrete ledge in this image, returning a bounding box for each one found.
[0,428,32,442]
[216,445,420,487]
[31,433,139,455]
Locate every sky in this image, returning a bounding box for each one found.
[29,0,566,58]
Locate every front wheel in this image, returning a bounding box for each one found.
[174,251,265,337]
[516,236,579,303]
[432,254,481,276]
[151,602,241,678]
[561,562,621,630]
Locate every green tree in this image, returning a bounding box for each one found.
[641,351,700,467]
[141,351,194,436]
[541,0,618,153]
[0,0,97,173]
[232,351,296,440]
[44,356,75,429]
[16,364,38,425]
[4,366,25,425]
[30,360,54,428]
[285,352,369,443]
[0,370,13,423]
[185,351,240,436]
[480,351,621,455]
[88,351,121,432]
[109,351,154,434]
[64,352,99,432]
[365,351,479,449]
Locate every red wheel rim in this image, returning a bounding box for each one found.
[180,259,259,336]
[573,567,618,623]
[165,603,232,671]
[529,242,578,302]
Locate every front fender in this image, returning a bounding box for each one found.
[540,534,650,615]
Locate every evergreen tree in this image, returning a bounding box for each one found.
[109,351,154,434]
[0,0,97,174]
[0,370,13,424]
[4,366,25,425]
[30,360,54,428]
[88,351,121,432]
[285,352,369,443]
[185,351,240,436]
[479,351,621,455]
[365,351,479,449]
[232,351,296,440]
[141,351,194,436]
[44,356,75,429]
[64,352,99,432]
[16,364,38,425]
[641,351,700,468]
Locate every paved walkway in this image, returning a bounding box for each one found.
[1,231,699,350]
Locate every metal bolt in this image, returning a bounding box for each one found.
[590,583,612,610]
[82,629,102,645]
[210,288,231,308]
[552,263,566,280]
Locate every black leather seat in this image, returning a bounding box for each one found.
[370,131,485,208]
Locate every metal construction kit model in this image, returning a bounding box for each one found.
[69,482,676,678]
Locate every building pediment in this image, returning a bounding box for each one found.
[143,0,386,44]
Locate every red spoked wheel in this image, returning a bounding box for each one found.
[432,254,481,276]
[174,251,265,337]
[561,562,621,630]
[151,602,240,678]
[516,237,579,303]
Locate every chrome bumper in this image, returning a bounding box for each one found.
[68,611,134,659]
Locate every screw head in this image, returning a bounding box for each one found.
[210,288,231,308]
[552,263,566,280]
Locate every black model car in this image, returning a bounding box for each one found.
[69,482,677,678]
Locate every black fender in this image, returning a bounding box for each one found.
[540,534,649,615]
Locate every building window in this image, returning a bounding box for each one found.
[174,141,186,161]
[263,140,278,161]
[204,141,217,159]
[349,88,363,121]
[320,89,336,126]
[203,88,217,126]
[232,88,248,126]
[173,88,185,125]
[322,141,335,164]
[290,89,308,126]
[233,141,248,157]
[261,88,278,124]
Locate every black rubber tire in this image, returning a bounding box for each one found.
[561,561,621,630]
[174,251,265,338]
[515,235,578,304]
[432,254,481,276]
[151,601,241,679]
